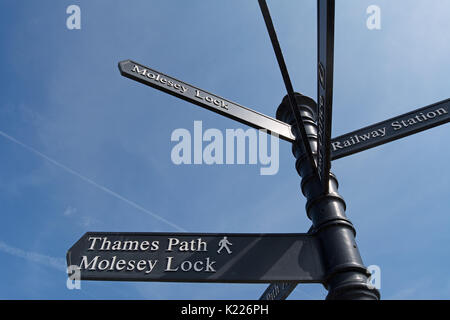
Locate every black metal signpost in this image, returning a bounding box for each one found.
[276,93,379,300]
[67,0,450,301]
[257,0,377,300]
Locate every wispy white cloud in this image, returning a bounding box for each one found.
[0,241,125,299]
[63,206,77,217]
[63,206,101,228]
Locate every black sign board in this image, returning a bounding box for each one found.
[259,282,298,300]
[118,60,296,142]
[67,232,324,283]
[316,0,335,192]
[331,98,450,160]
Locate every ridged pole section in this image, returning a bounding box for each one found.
[276,93,380,300]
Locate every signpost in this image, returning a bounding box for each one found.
[66,1,450,301]
[67,232,324,283]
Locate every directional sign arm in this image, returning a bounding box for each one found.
[118,60,295,142]
[258,0,319,175]
[316,0,335,192]
[67,232,324,283]
[330,98,450,160]
[259,282,297,300]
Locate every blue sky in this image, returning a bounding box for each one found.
[0,0,449,299]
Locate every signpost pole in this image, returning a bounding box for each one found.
[276,93,380,300]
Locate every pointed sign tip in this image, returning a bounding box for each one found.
[118,60,132,73]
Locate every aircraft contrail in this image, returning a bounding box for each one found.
[0,130,186,232]
[0,240,66,272]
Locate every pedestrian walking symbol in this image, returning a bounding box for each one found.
[217,236,232,254]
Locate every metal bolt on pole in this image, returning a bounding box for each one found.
[276,93,380,300]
